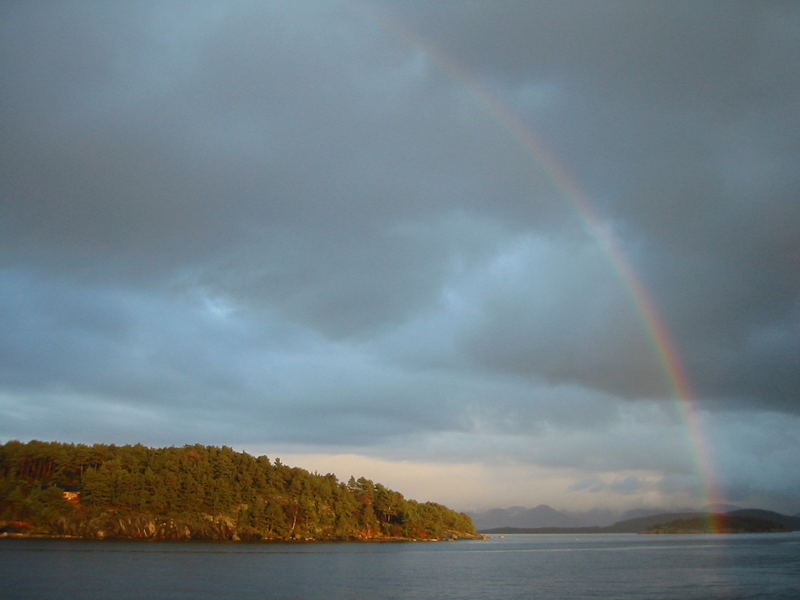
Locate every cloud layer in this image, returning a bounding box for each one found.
[2,1,798,513]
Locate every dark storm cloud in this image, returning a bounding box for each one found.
[375,0,800,410]
[568,476,650,496]
[0,270,467,446]
[1,1,799,511]
[0,1,563,338]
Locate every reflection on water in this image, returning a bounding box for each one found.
[2,533,799,599]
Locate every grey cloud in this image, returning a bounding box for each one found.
[451,236,673,398]
[1,1,799,513]
[1,0,566,341]
[370,1,800,411]
[568,479,604,494]
[380,1,796,110]
[608,476,649,495]
[568,476,652,496]
[0,269,470,446]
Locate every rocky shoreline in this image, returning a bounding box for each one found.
[1,531,487,543]
[1,518,486,543]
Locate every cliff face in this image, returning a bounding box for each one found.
[3,513,223,541]
[35,513,263,541]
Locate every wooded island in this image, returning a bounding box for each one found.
[0,440,479,542]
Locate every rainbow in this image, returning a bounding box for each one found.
[360,2,724,531]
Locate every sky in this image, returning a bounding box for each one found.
[2,0,799,516]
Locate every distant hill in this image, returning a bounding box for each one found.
[479,508,800,535]
[648,515,789,534]
[726,509,800,531]
[704,503,745,514]
[473,504,753,530]
[607,512,708,533]
[470,504,584,530]
[618,507,697,522]
[604,508,799,533]
[562,508,620,527]
[480,526,605,534]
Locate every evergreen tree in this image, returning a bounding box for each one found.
[0,440,477,541]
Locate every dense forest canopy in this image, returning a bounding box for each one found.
[0,440,477,541]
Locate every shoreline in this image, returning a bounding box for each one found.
[1,531,487,543]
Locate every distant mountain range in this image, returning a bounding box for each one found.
[469,504,800,532]
[469,504,674,530]
[616,503,743,523]
[474,507,800,535]
[469,505,585,530]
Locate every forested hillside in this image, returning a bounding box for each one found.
[0,440,477,541]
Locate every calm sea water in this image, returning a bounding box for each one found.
[2,533,799,599]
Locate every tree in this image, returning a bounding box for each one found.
[0,440,476,541]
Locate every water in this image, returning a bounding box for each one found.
[2,533,799,599]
